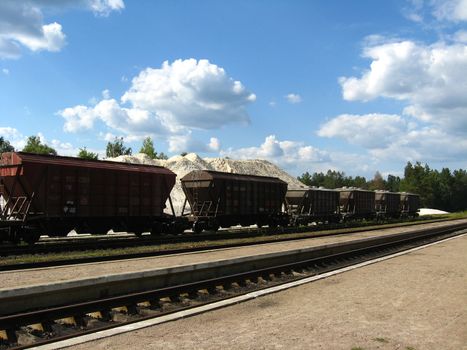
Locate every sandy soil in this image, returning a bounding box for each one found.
[2,219,466,290]
[70,233,467,350]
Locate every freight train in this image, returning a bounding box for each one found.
[0,152,420,244]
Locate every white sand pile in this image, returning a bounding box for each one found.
[108,152,306,214]
[419,208,449,216]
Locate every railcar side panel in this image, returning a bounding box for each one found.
[0,152,176,240]
[181,170,288,231]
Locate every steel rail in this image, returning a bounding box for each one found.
[0,222,465,349]
[0,218,454,271]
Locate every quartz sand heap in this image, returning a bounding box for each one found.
[109,153,306,215]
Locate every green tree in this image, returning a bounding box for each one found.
[353,176,368,189]
[78,147,98,160]
[386,174,401,192]
[368,171,385,190]
[139,137,156,159]
[297,171,313,186]
[157,151,168,160]
[139,136,168,160]
[22,136,57,155]
[106,137,132,158]
[0,137,14,154]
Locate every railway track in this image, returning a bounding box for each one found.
[1,222,465,350]
[0,217,452,271]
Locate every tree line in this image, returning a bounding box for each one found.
[298,163,467,212]
[0,136,168,161]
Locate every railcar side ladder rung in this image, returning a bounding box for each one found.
[1,195,33,221]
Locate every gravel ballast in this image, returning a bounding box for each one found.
[69,233,467,350]
[1,219,466,291]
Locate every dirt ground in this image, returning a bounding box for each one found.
[69,233,467,350]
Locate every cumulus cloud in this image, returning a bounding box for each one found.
[59,59,256,144]
[285,93,302,104]
[317,112,467,165]
[220,135,378,176]
[318,113,410,149]
[0,0,124,59]
[168,134,221,154]
[432,0,467,22]
[87,0,125,16]
[0,127,80,155]
[339,39,467,134]
[222,135,330,167]
[59,98,173,135]
[369,127,467,163]
[121,59,256,129]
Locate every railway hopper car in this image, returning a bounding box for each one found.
[399,192,420,217]
[375,190,401,218]
[285,187,340,225]
[0,152,179,243]
[181,170,288,233]
[337,187,376,220]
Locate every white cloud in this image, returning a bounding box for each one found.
[208,137,220,152]
[13,22,66,52]
[102,89,111,99]
[168,134,220,154]
[432,0,467,22]
[1,68,9,75]
[221,135,333,172]
[369,127,467,163]
[318,113,409,149]
[220,135,379,176]
[339,39,467,134]
[285,93,302,104]
[60,104,97,132]
[121,59,256,130]
[59,59,256,146]
[59,98,173,135]
[317,112,467,165]
[452,30,467,43]
[0,0,124,59]
[88,0,125,16]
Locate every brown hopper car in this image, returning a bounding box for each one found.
[180,170,288,233]
[285,187,340,225]
[399,192,420,217]
[0,152,178,243]
[337,187,376,220]
[375,190,401,218]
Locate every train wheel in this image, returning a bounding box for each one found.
[133,231,144,237]
[193,221,203,234]
[150,223,162,236]
[209,222,220,232]
[23,228,41,245]
[7,227,21,244]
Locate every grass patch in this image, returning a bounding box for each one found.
[351,347,364,350]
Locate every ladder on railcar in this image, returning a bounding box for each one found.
[0,194,34,222]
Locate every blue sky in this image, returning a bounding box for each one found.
[1,0,467,178]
